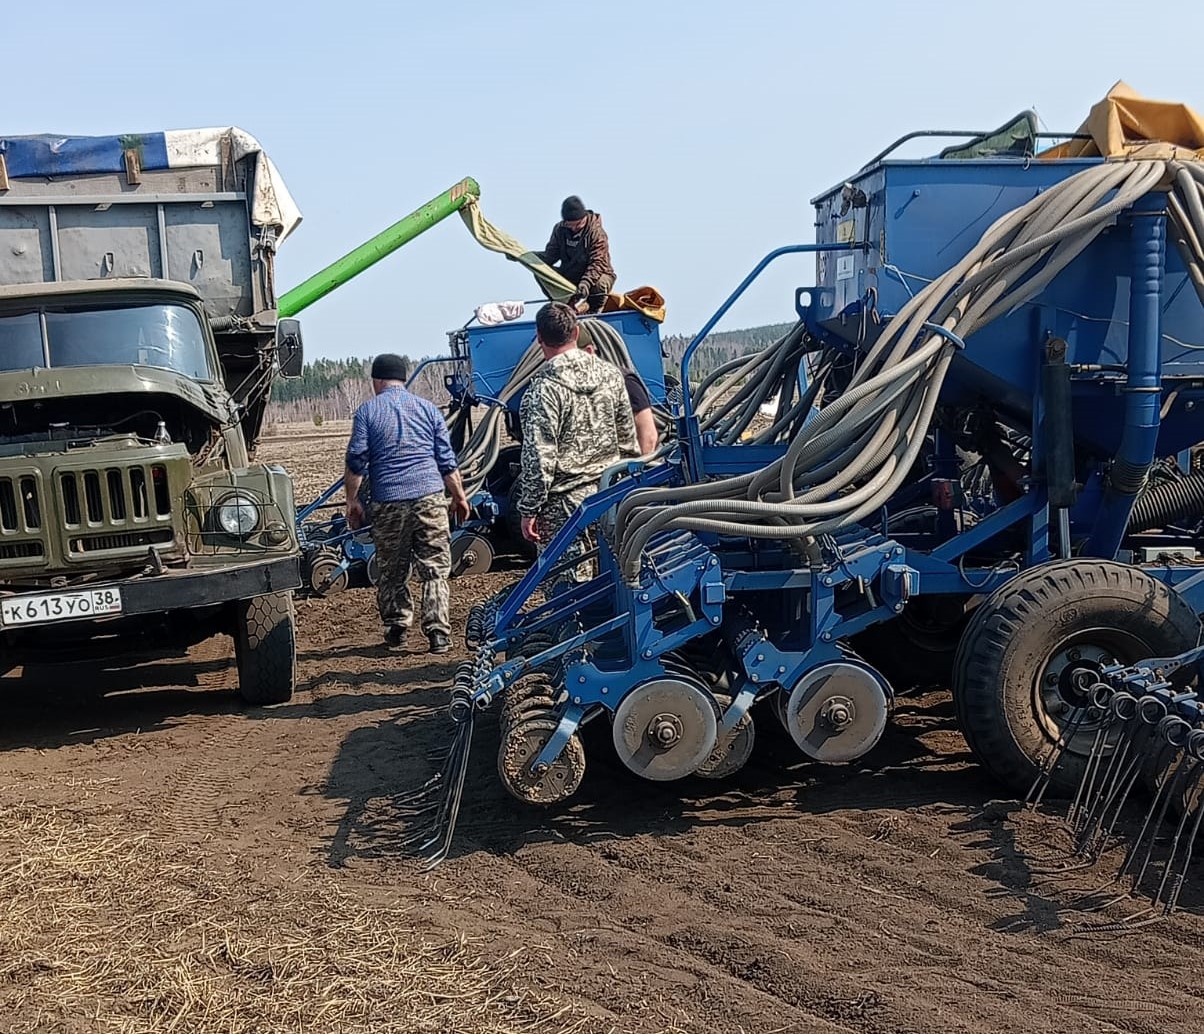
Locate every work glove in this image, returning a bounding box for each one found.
[569,282,590,307]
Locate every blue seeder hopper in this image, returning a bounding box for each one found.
[410,107,1204,918]
[297,306,670,594]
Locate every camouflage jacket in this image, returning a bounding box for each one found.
[538,212,615,290]
[517,348,638,515]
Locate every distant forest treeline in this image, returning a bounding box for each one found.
[264,322,795,427]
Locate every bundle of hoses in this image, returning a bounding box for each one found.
[456,318,671,500]
[690,321,835,446]
[615,158,1204,585]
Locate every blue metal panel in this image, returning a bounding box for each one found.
[811,157,1204,458]
[463,309,666,415]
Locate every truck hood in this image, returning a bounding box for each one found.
[0,366,231,425]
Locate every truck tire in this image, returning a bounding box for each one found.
[952,560,1200,797]
[234,592,297,706]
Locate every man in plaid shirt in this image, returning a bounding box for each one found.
[345,354,470,653]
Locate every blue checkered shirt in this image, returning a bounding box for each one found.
[346,386,457,502]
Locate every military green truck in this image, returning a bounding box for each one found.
[0,129,305,703]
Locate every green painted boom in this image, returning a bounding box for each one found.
[277,177,480,318]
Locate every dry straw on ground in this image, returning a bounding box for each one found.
[0,802,590,1034]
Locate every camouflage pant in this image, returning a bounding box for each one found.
[371,494,451,636]
[536,487,595,591]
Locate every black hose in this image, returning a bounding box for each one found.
[1128,470,1204,532]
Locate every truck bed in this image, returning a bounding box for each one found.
[0,128,301,326]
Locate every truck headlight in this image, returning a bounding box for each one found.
[216,493,260,537]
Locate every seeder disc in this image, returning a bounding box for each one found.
[612,676,718,782]
[780,661,889,764]
[452,533,495,577]
[696,693,756,780]
[498,715,586,805]
[307,553,349,596]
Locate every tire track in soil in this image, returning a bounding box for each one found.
[155,637,304,845]
[458,821,1191,1034]
[410,719,1202,1034]
[441,844,863,1034]
[433,782,931,1034]
[156,710,271,843]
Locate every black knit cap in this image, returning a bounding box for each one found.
[370,353,408,381]
[561,195,587,221]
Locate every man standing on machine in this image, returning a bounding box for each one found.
[538,196,616,314]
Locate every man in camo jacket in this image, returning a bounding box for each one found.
[345,354,470,654]
[517,303,637,586]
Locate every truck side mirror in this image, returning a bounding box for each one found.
[276,318,304,378]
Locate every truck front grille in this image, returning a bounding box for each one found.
[55,462,177,560]
[0,541,45,560]
[0,476,43,532]
[0,473,49,567]
[59,465,172,527]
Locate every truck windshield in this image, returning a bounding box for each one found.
[0,302,213,380]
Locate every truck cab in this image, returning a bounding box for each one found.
[0,128,305,703]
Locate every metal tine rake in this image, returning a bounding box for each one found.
[1030,682,1122,877]
[1027,697,1092,810]
[419,707,475,869]
[1073,692,1156,859]
[1076,706,1166,866]
[1070,720,1199,930]
[1156,738,1204,917]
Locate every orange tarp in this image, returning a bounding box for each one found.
[1040,81,1204,161]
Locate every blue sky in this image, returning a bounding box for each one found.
[6,0,1203,360]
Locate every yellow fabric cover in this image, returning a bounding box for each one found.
[602,285,667,323]
[1040,81,1204,160]
[459,196,666,323]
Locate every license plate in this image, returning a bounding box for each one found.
[1,587,123,627]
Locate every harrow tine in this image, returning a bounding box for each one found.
[1160,779,1204,916]
[1149,757,1204,916]
[1075,699,1147,859]
[1069,905,1161,936]
[1083,748,1147,861]
[422,710,475,870]
[1118,729,1183,885]
[1125,743,1193,891]
[1075,721,1131,847]
[1049,748,1153,892]
[1067,722,1109,832]
[1028,705,1090,809]
[393,774,446,807]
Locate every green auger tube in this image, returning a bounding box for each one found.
[277,177,481,317]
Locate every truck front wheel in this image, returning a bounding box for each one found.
[234,592,297,705]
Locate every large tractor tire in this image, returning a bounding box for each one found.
[234,592,297,706]
[952,560,1200,796]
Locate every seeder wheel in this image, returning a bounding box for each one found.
[778,660,890,764]
[452,533,495,577]
[498,715,587,805]
[307,550,349,597]
[612,675,718,782]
